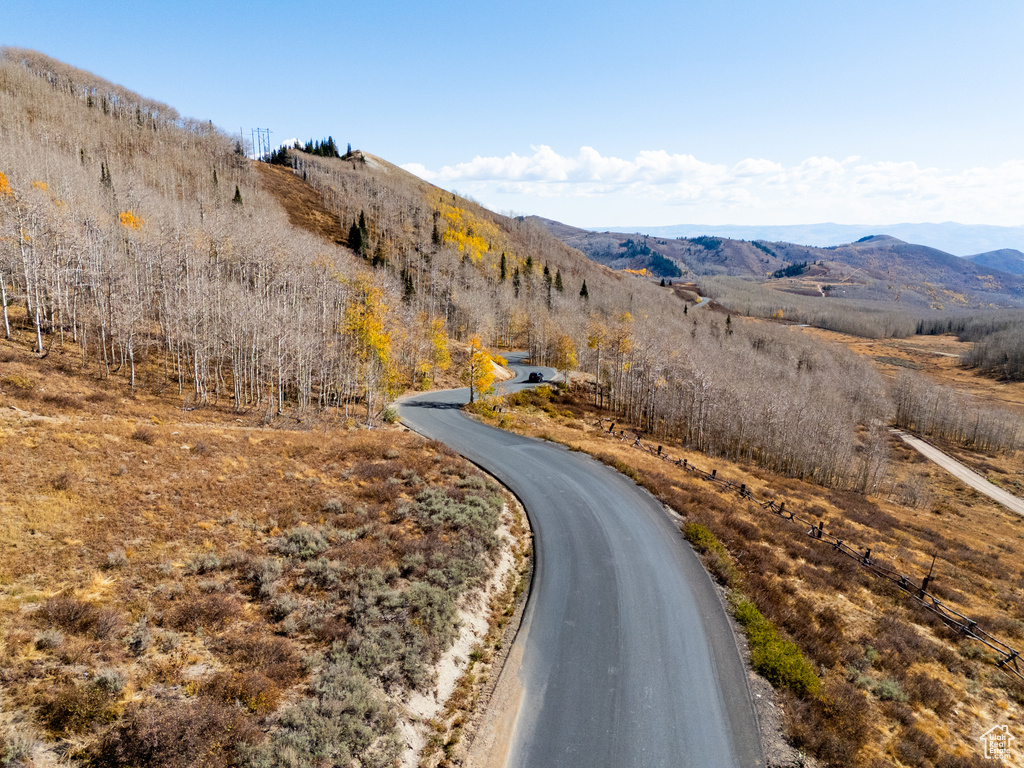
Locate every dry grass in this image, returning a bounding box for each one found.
[0,337,509,765]
[797,326,1024,411]
[486,382,1024,767]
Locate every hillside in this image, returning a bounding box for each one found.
[3,49,1024,768]
[964,248,1024,276]
[539,218,1024,308]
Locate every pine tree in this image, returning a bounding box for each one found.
[555,269,564,292]
[580,280,589,300]
[348,222,364,255]
[660,278,666,287]
[500,253,507,281]
[233,185,242,205]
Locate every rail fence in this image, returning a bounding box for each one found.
[597,419,1024,684]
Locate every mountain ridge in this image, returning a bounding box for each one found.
[586,222,1024,257]
[534,217,1024,308]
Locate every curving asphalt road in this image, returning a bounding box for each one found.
[398,354,763,767]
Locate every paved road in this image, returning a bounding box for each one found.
[894,430,1024,516]
[398,355,763,768]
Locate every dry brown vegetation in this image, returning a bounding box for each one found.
[0,338,517,766]
[484,383,1024,767]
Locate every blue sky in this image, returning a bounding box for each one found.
[4,1,1023,228]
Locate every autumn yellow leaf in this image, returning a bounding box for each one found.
[119,211,143,230]
[0,172,13,198]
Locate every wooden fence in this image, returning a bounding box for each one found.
[599,419,1023,684]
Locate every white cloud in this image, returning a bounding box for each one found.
[401,148,1024,226]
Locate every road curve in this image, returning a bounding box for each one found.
[398,354,763,767]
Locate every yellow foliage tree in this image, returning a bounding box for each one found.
[344,277,397,421]
[119,211,143,230]
[554,334,578,384]
[0,172,12,198]
[428,315,451,384]
[463,336,505,403]
[438,204,499,263]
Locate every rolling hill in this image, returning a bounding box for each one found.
[964,248,1024,275]
[537,219,1024,308]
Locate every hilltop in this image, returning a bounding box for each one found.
[964,248,1024,276]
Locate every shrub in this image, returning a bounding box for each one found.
[37,681,115,734]
[0,730,37,767]
[272,526,329,560]
[269,593,302,621]
[168,594,240,631]
[683,522,740,587]
[244,652,401,768]
[38,596,117,638]
[35,629,64,650]
[132,425,157,444]
[185,552,221,575]
[1,374,35,393]
[225,635,302,685]
[731,594,820,696]
[872,678,908,702]
[92,698,262,768]
[104,548,128,570]
[241,556,283,598]
[94,669,127,695]
[202,670,280,715]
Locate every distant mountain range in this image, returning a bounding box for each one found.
[533,217,1024,308]
[589,222,1024,259]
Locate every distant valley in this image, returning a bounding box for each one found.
[535,217,1024,308]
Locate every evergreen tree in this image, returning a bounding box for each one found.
[525,256,533,273]
[580,280,589,300]
[348,222,364,255]
[232,185,243,205]
[212,167,218,186]
[432,223,441,246]
[500,253,507,281]
[513,268,521,298]
[660,278,666,287]
[555,269,564,292]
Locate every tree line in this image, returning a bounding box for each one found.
[8,49,1010,492]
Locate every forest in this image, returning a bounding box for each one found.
[1,47,1019,493]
